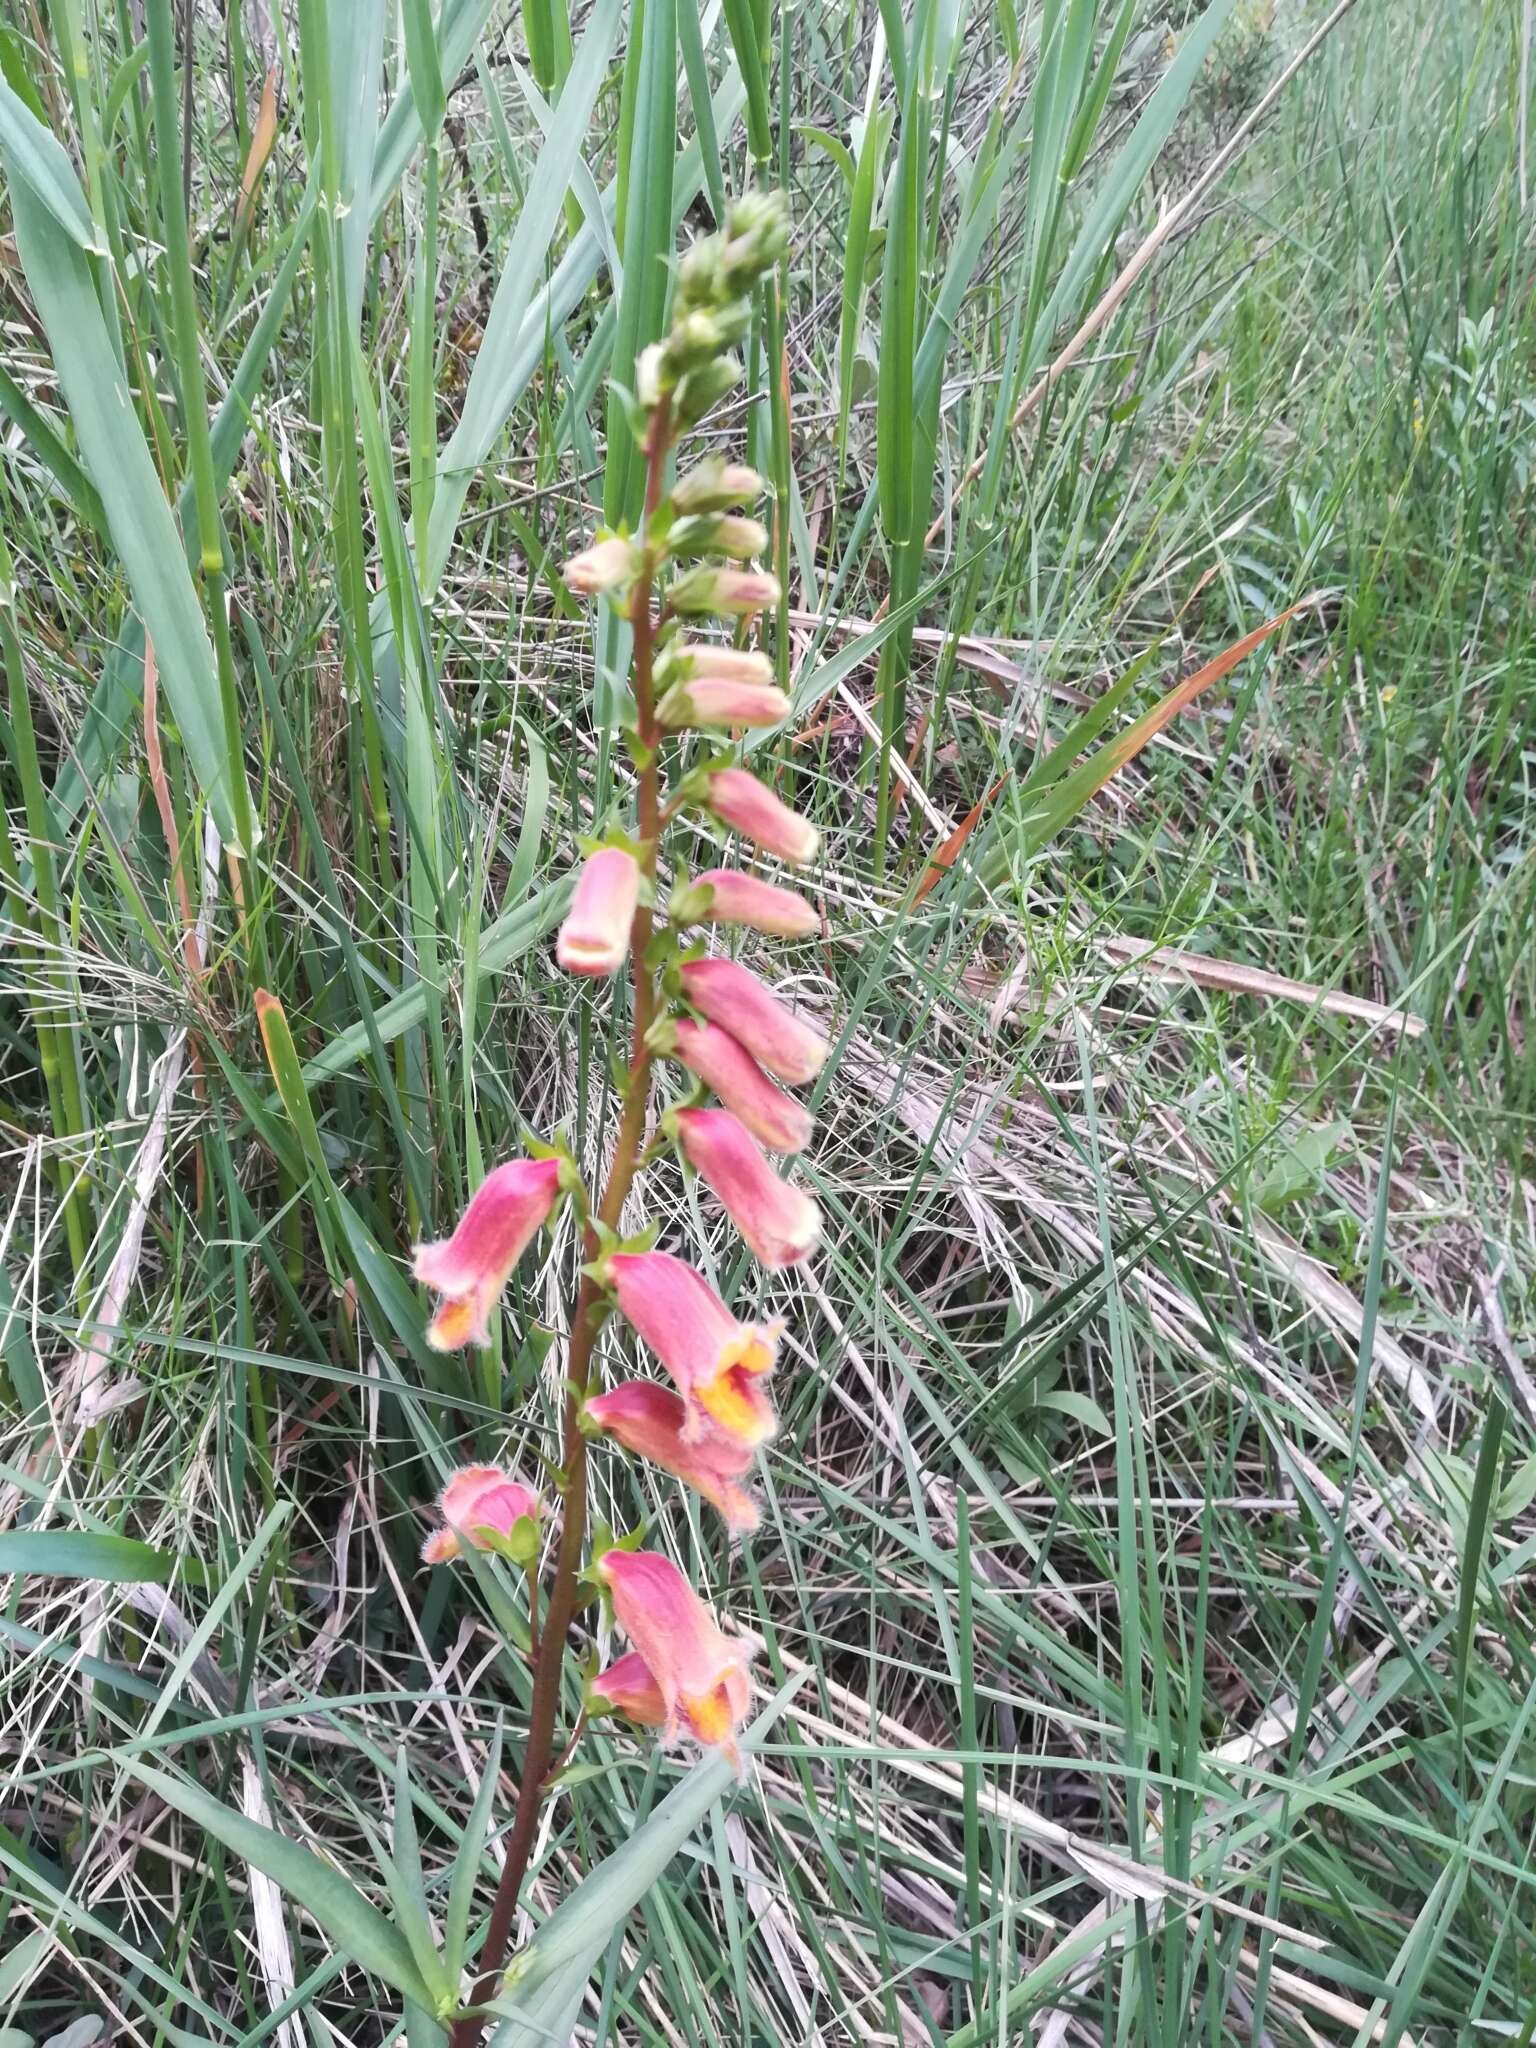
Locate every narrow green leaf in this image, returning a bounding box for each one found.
[0,169,254,849]
[0,1529,175,1583]
[125,1761,436,2007]
[489,1679,804,2039]
[0,75,105,251]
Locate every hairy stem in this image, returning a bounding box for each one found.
[452,408,673,2044]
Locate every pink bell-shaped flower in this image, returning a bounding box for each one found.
[412,1158,562,1350]
[586,1379,761,1532]
[674,1108,819,1269]
[606,1250,779,1449]
[598,1549,754,1760]
[421,1465,541,1564]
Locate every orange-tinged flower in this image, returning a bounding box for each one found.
[607,1250,778,1448]
[688,868,819,938]
[674,1108,819,1270]
[588,1650,667,1727]
[413,1157,562,1350]
[664,1017,812,1154]
[556,847,641,976]
[586,1380,761,1532]
[598,1548,754,1759]
[706,768,819,865]
[422,1464,541,1564]
[679,959,828,1085]
[655,677,792,730]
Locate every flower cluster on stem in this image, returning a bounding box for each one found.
[412,194,817,2042]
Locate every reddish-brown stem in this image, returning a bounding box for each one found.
[451,406,674,2045]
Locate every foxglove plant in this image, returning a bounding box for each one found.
[412,193,822,2039]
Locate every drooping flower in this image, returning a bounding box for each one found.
[598,1549,754,1759]
[655,677,792,730]
[556,846,641,976]
[673,1107,819,1268]
[687,869,819,939]
[606,1250,778,1448]
[706,768,819,866]
[586,1380,761,1532]
[413,1157,563,1350]
[588,1650,667,1727]
[422,1464,541,1565]
[660,1017,812,1154]
[563,535,638,596]
[678,959,828,1085]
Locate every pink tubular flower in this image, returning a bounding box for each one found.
[679,959,828,1085]
[412,1157,562,1350]
[598,1549,754,1758]
[607,1250,778,1449]
[586,1380,761,1533]
[589,1650,667,1727]
[422,1464,541,1564]
[674,1108,820,1270]
[707,768,819,865]
[655,678,792,730]
[665,1017,813,1154]
[690,869,819,939]
[556,847,641,976]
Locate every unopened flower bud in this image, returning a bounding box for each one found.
[564,534,638,597]
[667,566,781,617]
[659,642,774,687]
[635,342,667,409]
[712,516,770,560]
[674,459,764,514]
[674,356,742,427]
[656,677,791,729]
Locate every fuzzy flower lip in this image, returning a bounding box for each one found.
[687,869,819,939]
[412,1157,562,1350]
[673,1108,820,1271]
[664,1017,813,1154]
[585,1380,761,1532]
[422,1464,541,1565]
[556,846,641,976]
[606,1250,779,1450]
[678,959,828,1086]
[707,769,819,866]
[598,1548,754,1759]
[656,678,792,730]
